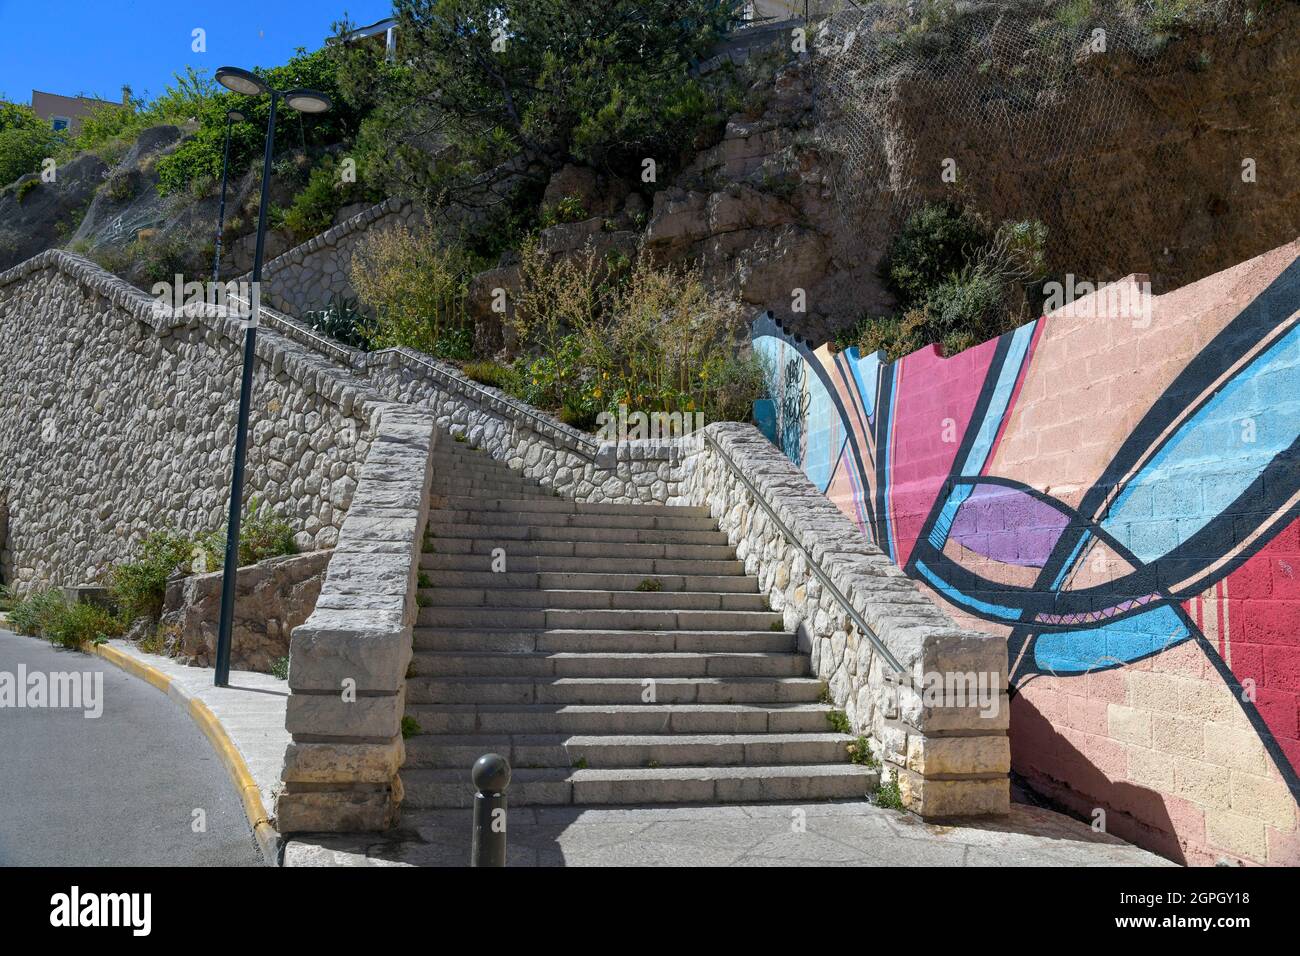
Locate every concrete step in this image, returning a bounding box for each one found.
[404,732,853,769]
[401,763,878,808]
[404,702,837,735]
[416,587,769,612]
[420,552,746,575]
[428,479,552,497]
[409,650,809,679]
[421,570,756,592]
[429,496,710,518]
[431,464,536,483]
[428,509,718,533]
[422,538,736,561]
[427,521,728,546]
[405,676,824,705]
[412,628,797,654]
[415,606,784,631]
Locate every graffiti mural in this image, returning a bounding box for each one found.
[754,241,1300,864]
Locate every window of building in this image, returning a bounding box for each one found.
[51,116,71,132]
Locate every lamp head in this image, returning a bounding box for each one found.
[215,66,269,96]
[283,89,332,114]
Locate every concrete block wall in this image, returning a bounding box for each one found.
[751,239,1300,864]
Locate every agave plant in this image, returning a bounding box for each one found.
[303,294,373,351]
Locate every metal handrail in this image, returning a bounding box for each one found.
[223,291,359,366]
[703,432,905,674]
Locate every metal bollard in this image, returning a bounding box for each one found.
[470,753,510,867]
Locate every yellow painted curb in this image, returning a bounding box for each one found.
[86,641,280,865]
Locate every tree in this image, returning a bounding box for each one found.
[0,104,60,188]
[332,1,745,215]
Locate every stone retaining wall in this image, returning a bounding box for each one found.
[249,197,422,317]
[0,250,383,591]
[161,549,332,673]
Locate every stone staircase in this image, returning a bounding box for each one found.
[400,435,879,810]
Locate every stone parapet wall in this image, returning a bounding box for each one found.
[679,424,1010,817]
[365,347,683,504]
[247,197,422,317]
[0,250,383,591]
[276,403,437,833]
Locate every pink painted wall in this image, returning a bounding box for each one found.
[754,240,1300,864]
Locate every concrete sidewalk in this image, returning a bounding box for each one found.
[284,800,1175,867]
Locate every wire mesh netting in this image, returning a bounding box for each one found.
[811,0,1283,290]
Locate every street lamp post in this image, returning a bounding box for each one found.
[212,66,332,687]
[211,109,246,283]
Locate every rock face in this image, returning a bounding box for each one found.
[160,550,331,672]
[637,7,1300,344]
[0,154,108,272]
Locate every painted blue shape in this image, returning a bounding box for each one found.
[847,346,883,421]
[1103,322,1300,563]
[803,370,842,492]
[958,322,1036,477]
[914,559,1024,622]
[1033,604,1190,673]
[753,399,777,444]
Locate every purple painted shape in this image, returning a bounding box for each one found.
[949,483,1070,567]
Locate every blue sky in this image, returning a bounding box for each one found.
[0,0,393,106]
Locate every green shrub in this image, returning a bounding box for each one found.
[825,709,851,734]
[400,715,421,739]
[270,656,290,680]
[461,360,518,391]
[15,177,40,203]
[108,531,195,622]
[194,497,296,570]
[149,53,366,197]
[881,202,991,310]
[873,778,905,811]
[508,242,761,426]
[539,195,588,229]
[280,155,376,243]
[350,222,480,360]
[45,601,121,649]
[846,735,879,768]
[846,212,1047,361]
[8,589,67,638]
[0,103,60,188]
[924,266,1008,346]
[8,590,121,649]
[331,1,744,210]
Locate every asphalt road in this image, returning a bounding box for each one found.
[0,628,261,866]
